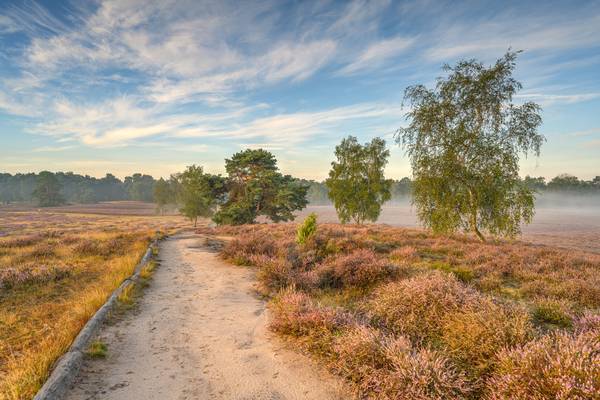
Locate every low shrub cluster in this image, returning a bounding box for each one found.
[214,222,600,399]
[486,330,600,399]
[0,263,71,289]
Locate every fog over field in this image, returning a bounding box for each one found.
[299,194,600,253]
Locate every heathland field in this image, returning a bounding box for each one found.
[2,201,599,399]
[0,203,186,400]
[209,222,600,399]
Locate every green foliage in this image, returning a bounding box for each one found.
[124,173,155,202]
[87,340,108,358]
[397,51,544,241]
[32,171,65,207]
[532,299,573,328]
[326,136,392,224]
[153,178,171,214]
[296,213,318,245]
[213,149,308,225]
[176,165,224,226]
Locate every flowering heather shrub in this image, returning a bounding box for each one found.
[333,326,472,399]
[251,254,292,293]
[0,234,45,248]
[367,271,478,342]
[389,245,418,262]
[380,340,472,400]
[486,330,600,400]
[574,311,600,333]
[315,249,393,289]
[269,288,351,356]
[220,233,278,265]
[28,242,56,258]
[441,298,533,378]
[0,264,71,289]
[333,326,395,385]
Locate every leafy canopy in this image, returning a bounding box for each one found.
[176,165,225,226]
[213,149,308,225]
[397,51,544,240]
[32,171,65,207]
[326,136,392,224]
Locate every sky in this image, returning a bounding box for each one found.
[0,0,599,180]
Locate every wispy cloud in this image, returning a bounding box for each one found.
[0,15,19,34]
[566,128,600,137]
[516,92,600,106]
[339,36,416,75]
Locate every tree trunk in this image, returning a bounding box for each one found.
[468,189,485,242]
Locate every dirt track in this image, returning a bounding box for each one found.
[64,232,347,400]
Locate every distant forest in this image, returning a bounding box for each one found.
[0,171,598,206]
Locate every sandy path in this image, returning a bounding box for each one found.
[64,232,348,400]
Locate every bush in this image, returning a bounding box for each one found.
[532,298,573,328]
[28,241,56,258]
[220,233,277,265]
[315,249,393,289]
[0,264,71,289]
[574,311,600,333]
[269,288,350,356]
[333,326,391,386]
[486,330,600,399]
[381,345,472,400]
[296,213,317,245]
[366,271,477,342]
[441,298,533,378]
[333,326,472,399]
[252,255,292,294]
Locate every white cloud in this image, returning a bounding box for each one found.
[516,92,600,106]
[566,128,600,137]
[0,15,19,34]
[339,36,415,75]
[424,10,600,61]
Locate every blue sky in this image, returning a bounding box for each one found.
[0,0,599,180]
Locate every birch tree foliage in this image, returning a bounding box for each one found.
[397,51,544,241]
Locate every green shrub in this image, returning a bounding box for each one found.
[532,298,573,328]
[296,213,318,245]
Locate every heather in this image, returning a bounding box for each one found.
[210,222,600,399]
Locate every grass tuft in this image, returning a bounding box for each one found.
[87,340,108,358]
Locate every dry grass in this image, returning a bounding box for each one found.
[0,205,187,400]
[209,222,600,399]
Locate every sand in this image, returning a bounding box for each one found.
[64,232,348,400]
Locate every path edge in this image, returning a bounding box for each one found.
[32,238,160,400]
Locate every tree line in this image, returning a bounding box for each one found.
[0,172,157,205]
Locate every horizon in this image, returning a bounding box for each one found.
[1,0,599,180]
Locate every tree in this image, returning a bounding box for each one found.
[397,51,544,241]
[124,173,155,202]
[153,178,172,214]
[523,176,546,192]
[177,165,223,226]
[326,136,392,224]
[32,171,65,207]
[213,149,308,225]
